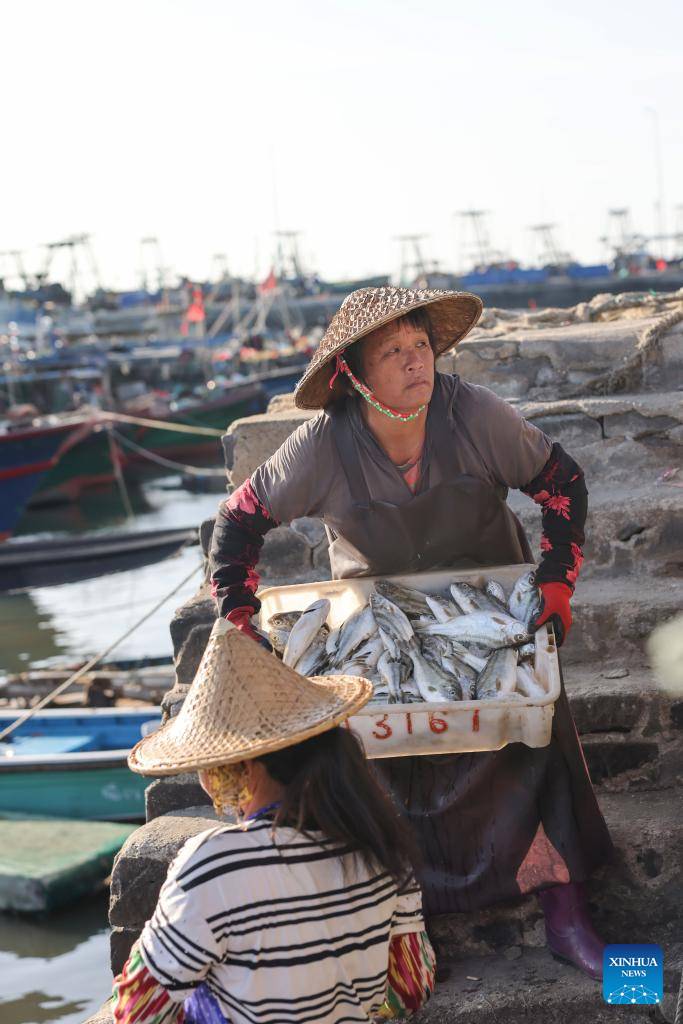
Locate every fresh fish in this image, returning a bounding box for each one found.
[333,605,378,665]
[268,611,303,631]
[325,625,341,658]
[398,654,422,703]
[370,593,415,645]
[375,580,431,619]
[425,594,459,623]
[267,611,303,654]
[283,599,331,667]
[447,640,488,674]
[457,581,509,616]
[476,648,518,700]
[508,571,541,630]
[518,641,536,662]
[417,611,530,648]
[378,626,400,660]
[408,645,462,702]
[449,582,478,615]
[269,627,292,656]
[377,651,402,703]
[294,627,330,675]
[485,579,507,606]
[515,663,546,700]
[347,635,384,671]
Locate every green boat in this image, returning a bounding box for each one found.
[0,707,161,820]
[31,380,265,504]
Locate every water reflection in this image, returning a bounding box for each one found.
[0,891,111,1024]
[0,476,222,675]
[0,592,66,675]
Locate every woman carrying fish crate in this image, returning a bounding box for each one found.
[112,620,435,1023]
[210,286,614,982]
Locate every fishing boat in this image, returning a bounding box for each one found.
[0,707,162,820]
[0,665,174,708]
[0,526,198,591]
[0,415,98,540]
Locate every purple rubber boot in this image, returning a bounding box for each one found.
[538,882,606,981]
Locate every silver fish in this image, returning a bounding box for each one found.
[515,663,546,700]
[377,651,402,703]
[508,571,541,630]
[398,653,422,703]
[333,605,378,665]
[283,599,331,667]
[378,626,400,660]
[370,593,415,645]
[269,627,292,656]
[408,645,461,702]
[518,641,536,662]
[268,611,303,630]
[344,634,384,672]
[446,640,488,673]
[476,648,518,700]
[425,594,459,623]
[418,611,530,648]
[457,581,509,616]
[449,582,479,615]
[485,579,507,605]
[325,625,341,658]
[375,580,430,619]
[267,611,303,653]
[294,627,329,675]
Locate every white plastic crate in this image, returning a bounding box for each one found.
[257,564,561,756]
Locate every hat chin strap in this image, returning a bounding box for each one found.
[329,354,426,423]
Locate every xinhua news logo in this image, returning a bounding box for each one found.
[603,944,663,1005]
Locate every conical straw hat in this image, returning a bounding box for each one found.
[128,619,373,777]
[294,285,482,410]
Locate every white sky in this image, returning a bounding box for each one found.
[3,0,682,292]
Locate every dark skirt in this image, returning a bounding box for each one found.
[373,665,614,916]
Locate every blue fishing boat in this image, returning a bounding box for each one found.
[0,707,162,820]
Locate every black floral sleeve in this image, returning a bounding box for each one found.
[209,480,279,620]
[520,442,587,590]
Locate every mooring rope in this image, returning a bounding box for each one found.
[98,410,224,437]
[0,561,202,743]
[109,428,227,477]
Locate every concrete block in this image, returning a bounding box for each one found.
[145,773,210,820]
[226,409,314,487]
[290,516,327,549]
[260,524,315,582]
[169,586,215,688]
[528,412,602,447]
[563,579,683,665]
[603,411,680,439]
[411,945,679,1022]
[199,517,216,557]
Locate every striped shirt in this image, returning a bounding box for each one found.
[139,818,425,1024]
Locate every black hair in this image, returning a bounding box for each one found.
[257,726,417,883]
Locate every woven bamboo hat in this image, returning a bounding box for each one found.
[128,619,372,777]
[294,285,483,410]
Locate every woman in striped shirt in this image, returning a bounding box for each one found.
[112,620,435,1024]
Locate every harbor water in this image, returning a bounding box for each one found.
[0,472,224,1023]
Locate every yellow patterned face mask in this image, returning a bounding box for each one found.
[200,763,251,817]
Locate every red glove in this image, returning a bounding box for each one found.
[226,606,273,651]
[532,582,572,646]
